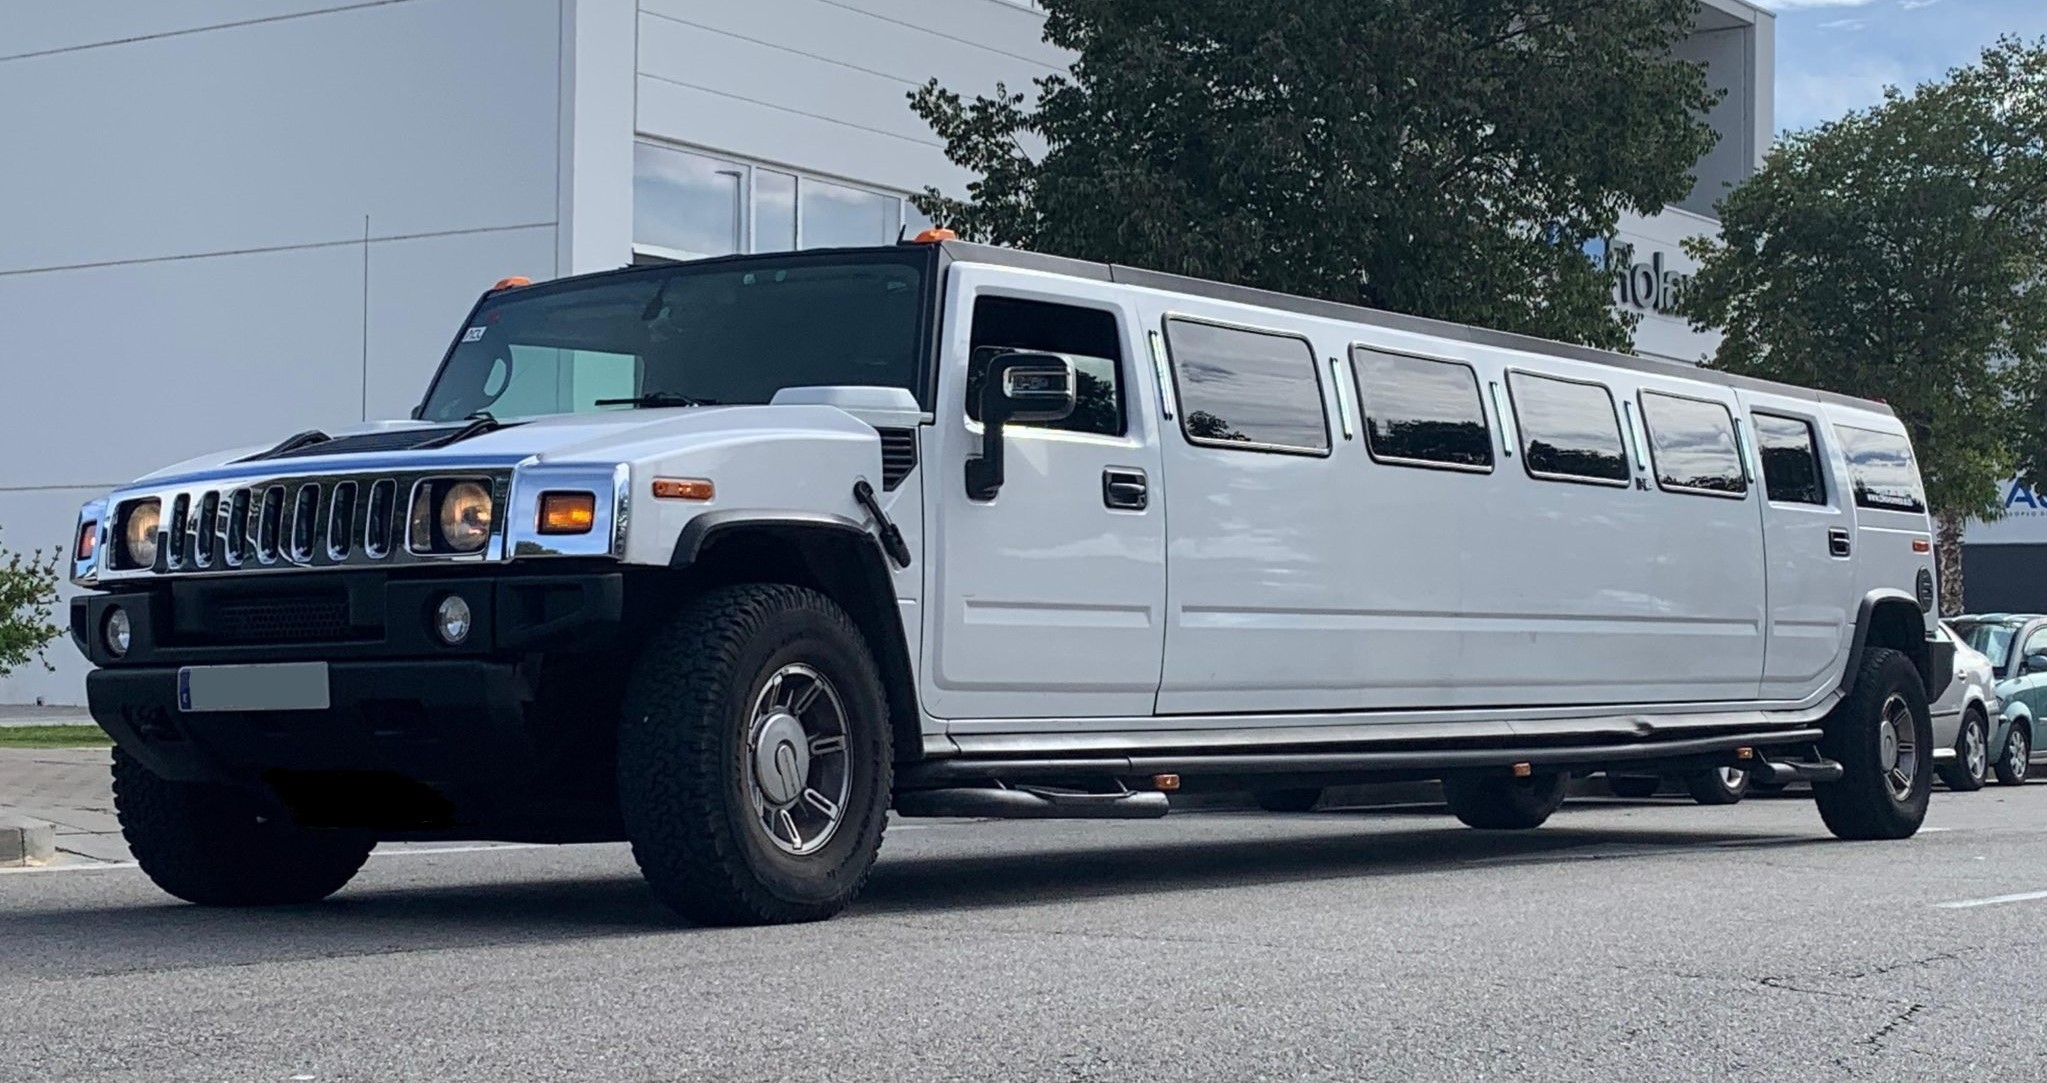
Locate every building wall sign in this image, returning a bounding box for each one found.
[1965,479,2047,545]
[1607,243,1694,316]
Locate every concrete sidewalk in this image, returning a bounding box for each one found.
[0,747,128,866]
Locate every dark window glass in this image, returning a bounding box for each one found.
[1639,391,1746,496]
[1753,413,1826,505]
[1352,348,1492,470]
[1835,425,1927,512]
[420,252,927,420]
[1507,372,1628,483]
[1165,319,1328,453]
[966,297,1124,437]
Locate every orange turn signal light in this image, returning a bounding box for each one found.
[1736,746,1754,760]
[652,477,715,501]
[492,275,532,291]
[1511,762,1533,778]
[1912,539,1931,553]
[912,228,957,244]
[537,492,596,534]
[76,520,97,562]
[1152,773,1181,792]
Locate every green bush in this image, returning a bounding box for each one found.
[0,528,60,679]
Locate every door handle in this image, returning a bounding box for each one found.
[1103,468,1148,511]
[1829,528,1852,558]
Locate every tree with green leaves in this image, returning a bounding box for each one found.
[0,528,60,679]
[1682,37,2047,613]
[910,0,1720,351]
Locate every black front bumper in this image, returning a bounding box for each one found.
[78,570,625,795]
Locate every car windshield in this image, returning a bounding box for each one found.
[417,251,929,422]
[1953,620,2019,668]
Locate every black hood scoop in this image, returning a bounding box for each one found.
[239,425,472,463]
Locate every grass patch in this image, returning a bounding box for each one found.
[0,725,111,749]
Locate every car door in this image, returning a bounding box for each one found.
[2014,622,2047,718]
[920,264,1168,721]
[1737,394,1856,702]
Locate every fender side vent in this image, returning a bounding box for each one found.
[878,427,918,491]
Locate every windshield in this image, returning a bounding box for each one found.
[1952,620,2018,668]
[418,251,929,422]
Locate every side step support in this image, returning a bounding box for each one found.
[895,786,1170,820]
[1745,754,1845,786]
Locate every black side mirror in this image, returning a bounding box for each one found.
[2026,652,2047,675]
[965,352,1077,500]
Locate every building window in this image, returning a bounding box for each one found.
[1507,371,1629,485]
[633,141,923,260]
[1163,318,1329,454]
[1351,347,1493,472]
[1638,391,1747,497]
[1752,412,1826,505]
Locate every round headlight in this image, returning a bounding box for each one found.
[123,501,161,568]
[104,607,131,657]
[434,594,473,645]
[437,482,493,552]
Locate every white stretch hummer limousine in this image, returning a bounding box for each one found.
[71,236,1948,924]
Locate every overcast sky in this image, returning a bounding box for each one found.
[1759,0,2047,130]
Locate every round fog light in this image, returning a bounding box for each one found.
[104,607,131,658]
[434,594,473,645]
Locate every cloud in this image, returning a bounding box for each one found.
[1817,17,1869,29]
[1899,0,1944,8]
[1776,56,1906,128]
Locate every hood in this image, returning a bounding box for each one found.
[125,404,905,490]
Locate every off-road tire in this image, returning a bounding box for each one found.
[1938,708,1989,792]
[1813,647,1932,841]
[1443,773,1568,830]
[1606,775,1663,799]
[1684,767,1750,806]
[1995,721,2031,787]
[111,748,372,906]
[618,583,891,926]
[1253,788,1323,813]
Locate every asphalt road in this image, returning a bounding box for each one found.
[6,785,2047,1083]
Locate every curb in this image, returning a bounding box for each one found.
[0,813,57,867]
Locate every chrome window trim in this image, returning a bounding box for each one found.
[1349,344,1496,475]
[1504,368,1633,489]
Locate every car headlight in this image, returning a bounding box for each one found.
[123,500,161,568]
[437,481,493,552]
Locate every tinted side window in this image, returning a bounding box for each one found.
[1165,319,1329,453]
[966,297,1125,437]
[1835,425,1927,512]
[1639,391,1746,496]
[1753,413,1826,505]
[1352,348,1493,470]
[1507,372,1628,483]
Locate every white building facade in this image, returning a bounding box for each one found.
[0,0,1772,705]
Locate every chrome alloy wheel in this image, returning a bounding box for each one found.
[2012,727,2032,782]
[743,663,852,856]
[1877,692,1919,801]
[1964,717,1988,781]
[1718,766,1746,788]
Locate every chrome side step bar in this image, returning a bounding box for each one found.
[895,785,1171,820]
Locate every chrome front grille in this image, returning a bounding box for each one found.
[103,466,514,581]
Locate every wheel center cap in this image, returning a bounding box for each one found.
[753,710,810,806]
[1879,718,1899,771]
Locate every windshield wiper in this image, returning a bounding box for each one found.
[421,411,505,448]
[594,391,720,408]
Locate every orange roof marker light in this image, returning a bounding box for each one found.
[912,228,957,244]
[492,276,533,291]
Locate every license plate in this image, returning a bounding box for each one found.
[177,663,331,713]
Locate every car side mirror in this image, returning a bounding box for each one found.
[2026,652,2047,675]
[965,351,1077,500]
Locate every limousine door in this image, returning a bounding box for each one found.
[920,265,1168,721]
[1736,393,1855,701]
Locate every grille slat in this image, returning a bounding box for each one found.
[878,427,918,491]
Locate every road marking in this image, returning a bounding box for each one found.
[1934,889,2047,909]
[0,860,137,874]
[370,843,547,858]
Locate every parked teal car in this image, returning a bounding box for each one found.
[1948,614,2047,786]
